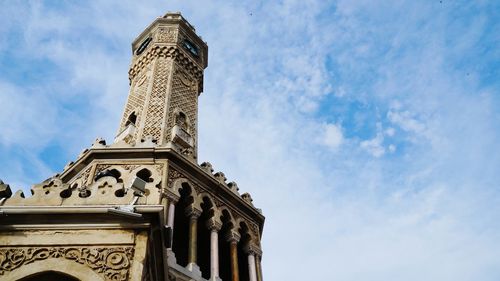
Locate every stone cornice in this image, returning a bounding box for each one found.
[128,46,204,85]
[54,146,265,235]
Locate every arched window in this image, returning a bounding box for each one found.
[125,112,137,126]
[175,111,189,132]
[237,222,251,281]
[219,209,234,281]
[172,183,194,267]
[197,196,215,279]
[136,168,153,183]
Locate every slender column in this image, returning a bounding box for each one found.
[167,201,176,228]
[245,244,262,281]
[185,206,202,266]
[166,199,177,250]
[226,231,241,281]
[248,254,257,281]
[255,255,263,281]
[207,219,222,280]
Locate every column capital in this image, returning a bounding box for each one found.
[244,243,262,256]
[185,205,202,219]
[225,231,241,243]
[206,218,223,232]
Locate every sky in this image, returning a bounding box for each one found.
[1,0,500,280]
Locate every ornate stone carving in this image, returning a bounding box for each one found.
[225,231,241,243]
[214,172,226,184]
[0,246,134,281]
[156,27,176,43]
[164,67,198,147]
[72,166,93,186]
[241,192,253,205]
[167,168,185,189]
[243,243,262,257]
[119,67,151,138]
[184,205,202,219]
[122,164,141,172]
[200,162,214,174]
[128,46,203,83]
[141,57,171,143]
[212,197,224,208]
[206,219,223,232]
[249,223,260,241]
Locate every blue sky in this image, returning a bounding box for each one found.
[1,0,500,280]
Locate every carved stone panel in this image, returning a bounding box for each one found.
[0,246,134,281]
[156,27,177,43]
[141,58,172,143]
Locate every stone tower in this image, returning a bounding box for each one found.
[0,13,264,281]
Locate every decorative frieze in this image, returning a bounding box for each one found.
[0,246,134,281]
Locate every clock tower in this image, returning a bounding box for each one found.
[0,12,264,281]
[115,13,208,159]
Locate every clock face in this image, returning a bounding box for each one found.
[182,40,199,57]
[135,37,152,56]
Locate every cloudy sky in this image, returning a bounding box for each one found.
[1,0,499,280]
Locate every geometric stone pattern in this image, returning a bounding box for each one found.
[165,67,198,145]
[0,246,134,281]
[140,58,171,143]
[118,65,151,137]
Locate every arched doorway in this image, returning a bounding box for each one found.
[19,271,79,281]
[2,259,104,281]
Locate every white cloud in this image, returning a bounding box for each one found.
[360,132,385,157]
[387,109,426,136]
[322,123,344,150]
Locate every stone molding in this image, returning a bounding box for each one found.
[243,243,263,257]
[129,46,203,84]
[0,246,134,281]
[206,218,223,232]
[225,231,241,243]
[184,205,202,219]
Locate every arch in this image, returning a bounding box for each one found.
[197,193,219,217]
[237,221,252,281]
[216,206,236,227]
[19,271,79,281]
[173,108,192,133]
[2,258,104,281]
[171,181,198,267]
[125,112,137,126]
[94,169,122,183]
[197,195,218,279]
[136,168,153,183]
[218,208,236,281]
[171,178,199,203]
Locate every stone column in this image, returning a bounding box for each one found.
[167,201,176,229]
[255,255,263,281]
[166,197,177,250]
[207,219,222,281]
[164,193,179,269]
[244,244,262,281]
[226,231,241,281]
[248,254,257,281]
[185,206,202,275]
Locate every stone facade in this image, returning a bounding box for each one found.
[0,12,264,281]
